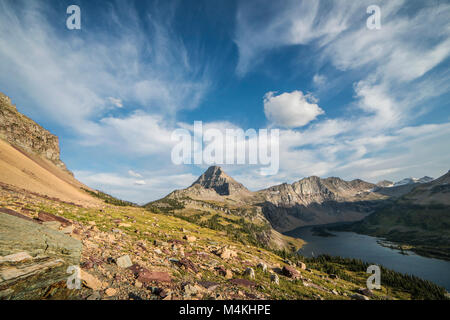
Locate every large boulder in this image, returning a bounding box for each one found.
[0,212,82,299]
[214,247,237,259]
[281,266,301,279]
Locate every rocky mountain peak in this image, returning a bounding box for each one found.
[0,91,69,172]
[394,176,434,187]
[376,180,394,187]
[0,92,15,110]
[191,166,249,196]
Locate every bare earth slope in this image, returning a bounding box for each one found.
[0,92,99,207]
[0,139,98,206]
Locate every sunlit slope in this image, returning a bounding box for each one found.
[0,138,99,206]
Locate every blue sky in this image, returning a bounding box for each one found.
[0,0,449,203]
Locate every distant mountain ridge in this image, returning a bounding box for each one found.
[255,176,387,232]
[156,166,449,235]
[393,176,434,187]
[158,166,394,233]
[338,170,450,260]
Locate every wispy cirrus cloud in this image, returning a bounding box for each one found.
[1,0,449,203]
[234,0,365,76]
[0,0,211,128]
[230,0,450,187]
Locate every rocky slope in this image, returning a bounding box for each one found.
[0,211,81,299]
[400,171,449,206]
[149,167,302,252]
[1,181,445,300]
[376,180,394,187]
[0,91,447,300]
[256,177,387,232]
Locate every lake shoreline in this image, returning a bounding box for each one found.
[284,225,450,291]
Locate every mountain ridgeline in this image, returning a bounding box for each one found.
[147,165,450,259]
[154,166,391,231]
[337,170,450,260]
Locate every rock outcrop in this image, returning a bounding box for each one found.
[257,176,387,232]
[0,212,82,299]
[259,176,377,207]
[0,92,68,172]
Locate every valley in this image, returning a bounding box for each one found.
[1,91,449,301]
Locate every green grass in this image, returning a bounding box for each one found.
[13,193,449,300]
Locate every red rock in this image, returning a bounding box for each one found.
[37,211,72,226]
[89,256,104,266]
[137,271,172,284]
[159,289,170,298]
[215,266,226,274]
[128,264,149,277]
[0,207,35,222]
[215,266,233,279]
[81,261,94,269]
[282,266,301,279]
[176,258,198,273]
[229,278,257,288]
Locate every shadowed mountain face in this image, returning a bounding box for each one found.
[255,176,387,232]
[401,171,450,206]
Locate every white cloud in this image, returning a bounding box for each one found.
[233,0,450,188]
[0,1,210,128]
[134,180,146,186]
[128,170,143,178]
[234,0,365,75]
[79,112,176,156]
[313,74,326,87]
[264,91,324,128]
[108,97,123,108]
